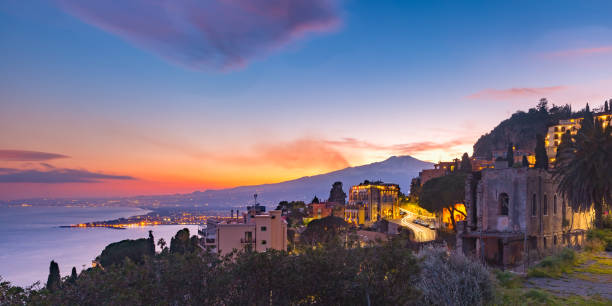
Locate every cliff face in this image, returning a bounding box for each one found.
[473,104,573,159]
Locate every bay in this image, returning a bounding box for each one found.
[0,206,199,287]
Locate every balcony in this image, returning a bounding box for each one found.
[240,238,255,244]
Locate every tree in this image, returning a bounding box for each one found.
[299,216,351,246]
[534,134,548,169]
[328,181,347,204]
[537,98,549,113]
[170,228,199,254]
[554,117,612,228]
[157,238,167,252]
[506,142,514,167]
[408,178,422,202]
[460,153,472,172]
[605,100,609,112]
[311,196,320,204]
[148,230,155,255]
[419,173,467,230]
[522,155,529,167]
[46,260,61,292]
[68,267,77,284]
[555,130,573,162]
[97,238,153,267]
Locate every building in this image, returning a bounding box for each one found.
[491,148,535,166]
[307,201,343,220]
[545,112,612,161]
[344,181,400,226]
[203,210,287,255]
[457,167,593,268]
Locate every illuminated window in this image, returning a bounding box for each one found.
[499,193,509,216]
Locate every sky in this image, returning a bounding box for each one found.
[2,0,612,199]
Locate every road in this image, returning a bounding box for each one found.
[391,208,437,242]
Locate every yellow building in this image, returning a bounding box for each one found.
[546,113,611,161]
[215,210,287,255]
[344,181,400,226]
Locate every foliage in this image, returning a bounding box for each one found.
[521,155,529,167]
[534,133,548,169]
[417,247,495,306]
[473,101,572,159]
[419,173,466,229]
[299,216,351,246]
[68,267,77,284]
[527,248,577,278]
[169,228,199,254]
[460,152,472,172]
[97,237,154,267]
[311,196,319,204]
[506,142,514,167]
[14,238,422,305]
[327,181,347,204]
[554,114,612,227]
[276,200,307,227]
[46,260,61,292]
[587,228,612,252]
[148,230,155,255]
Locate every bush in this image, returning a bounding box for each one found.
[527,248,577,278]
[587,228,612,251]
[417,247,495,306]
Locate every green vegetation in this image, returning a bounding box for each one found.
[45,260,60,292]
[97,237,154,267]
[527,248,578,278]
[460,152,472,172]
[275,200,306,227]
[553,109,612,228]
[299,216,353,247]
[169,228,199,254]
[328,181,347,204]
[419,172,466,229]
[534,133,548,169]
[587,227,612,251]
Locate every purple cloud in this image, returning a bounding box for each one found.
[0,167,135,183]
[56,0,341,70]
[0,150,69,161]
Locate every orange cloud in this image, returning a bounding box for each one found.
[467,86,567,101]
[543,46,612,58]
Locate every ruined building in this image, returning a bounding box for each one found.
[457,167,593,268]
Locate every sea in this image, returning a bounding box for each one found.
[0,206,199,287]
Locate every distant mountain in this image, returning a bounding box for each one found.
[183,155,432,208]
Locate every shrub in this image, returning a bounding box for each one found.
[527,248,577,278]
[417,247,495,306]
[587,228,612,251]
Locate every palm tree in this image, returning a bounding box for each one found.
[554,116,612,228]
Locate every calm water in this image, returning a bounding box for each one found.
[0,206,199,287]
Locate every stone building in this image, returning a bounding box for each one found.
[457,167,593,268]
[344,181,400,226]
[545,112,611,161]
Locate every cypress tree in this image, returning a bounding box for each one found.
[534,134,548,169]
[506,143,514,167]
[605,100,609,112]
[460,152,472,172]
[311,196,320,204]
[46,260,61,292]
[148,230,156,255]
[68,267,77,284]
[522,155,529,167]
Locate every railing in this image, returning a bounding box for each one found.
[240,238,255,244]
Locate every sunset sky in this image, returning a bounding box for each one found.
[2,1,612,199]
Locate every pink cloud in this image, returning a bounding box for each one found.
[0,150,69,161]
[543,46,612,58]
[325,137,472,155]
[56,0,341,70]
[467,86,568,101]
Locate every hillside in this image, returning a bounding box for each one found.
[473,101,575,158]
[182,155,432,208]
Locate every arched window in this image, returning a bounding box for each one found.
[553,195,557,215]
[543,195,548,216]
[499,193,509,216]
[532,194,537,216]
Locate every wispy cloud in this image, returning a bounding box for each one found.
[543,46,612,58]
[467,86,568,101]
[0,150,69,161]
[0,167,135,183]
[325,137,472,155]
[56,0,341,70]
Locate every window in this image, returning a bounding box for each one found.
[499,193,509,216]
[532,194,537,216]
[553,236,558,246]
[553,195,557,215]
[261,240,267,245]
[260,226,267,231]
[543,237,547,249]
[543,195,548,216]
